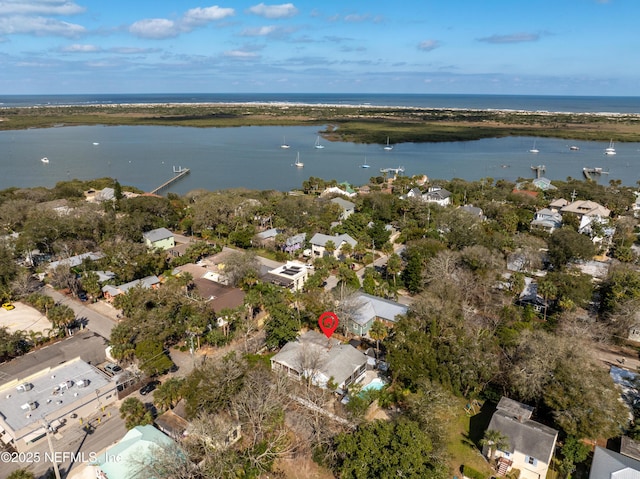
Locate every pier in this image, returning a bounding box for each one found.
[149,167,190,195]
[380,166,405,175]
[531,165,546,179]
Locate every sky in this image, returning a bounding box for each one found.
[0,0,637,96]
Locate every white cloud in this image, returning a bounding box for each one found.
[182,6,235,27]
[0,15,85,37]
[478,32,540,44]
[0,0,85,16]
[109,47,160,55]
[418,39,440,52]
[130,5,236,39]
[224,50,259,58]
[247,3,298,19]
[61,43,100,52]
[129,18,179,39]
[241,25,280,36]
[344,14,370,23]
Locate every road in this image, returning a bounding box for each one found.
[41,287,118,340]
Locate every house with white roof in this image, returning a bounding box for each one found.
[309,233,357,258]
[330,197,356,220]
[589,445,640,479]
[264,261,309,291]
[143,227,175,250]
[270,330,367,392]
[484,397,558,479]
[344,293,408,336]
[530,208,563,233]
[423,186,452,206]
[102,275,161,301]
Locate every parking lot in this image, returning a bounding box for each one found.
[0,301,52,334]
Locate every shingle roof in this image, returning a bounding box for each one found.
[310,233,357,248]
[350,293,408,327]
[488,398,558,464]
[143,227,174,243]
[271,331,367,387]
[330,197,355,210]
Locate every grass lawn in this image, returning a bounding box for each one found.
[445,397,494,478]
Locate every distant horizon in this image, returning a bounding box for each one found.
[1,2,638,97]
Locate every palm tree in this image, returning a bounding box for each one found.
[480,429,510,462]
[369,320,389,360]
[537,278,557,321]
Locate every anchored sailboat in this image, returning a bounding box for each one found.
[280,136,290,149]
[294,152,304,167]
[314,136,325,149]
[605,139,616,155]
[383,137,393,151]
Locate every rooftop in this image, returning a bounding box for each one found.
[143,227,174,243]
[0,357,111,433]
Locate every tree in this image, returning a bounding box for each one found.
[264,304,299,349]
[331,418,447,479]
[479,429,510,461]
[386,253,402,288]
[120,397,153,429]
[558,436,590,479]
[547,228,595,270]
[537,278,557,321]
[223,251,260,288]
[324,240,336,258]
[369,320,388,359]
[135,339,174,377]
[153,377,186,412]
[8,470,36,479]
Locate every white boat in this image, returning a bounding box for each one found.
[605,139,616,155]
[529,140,539,154]
[294,152,304,167]
[361,157,370,168]
[41,157,49,164]
[93,142,100,146]
[570,145,580,151]
[383,137,393,151]
[280,137,290,149]
[314,136,325,149]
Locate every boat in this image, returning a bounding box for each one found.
[383,137,393,151]
[361,157,370,168]
[314,136,325,149]
[294,152,304,167]
[605,139,616,155]
[380,166,405,174]
[529,140,539,154]
[93,142,100,146]
[41,157,49,164]
[569,145,580,151]
[280,137,290,149]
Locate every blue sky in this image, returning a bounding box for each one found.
[0,0,636,96]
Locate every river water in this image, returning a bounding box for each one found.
[0,124,637,193]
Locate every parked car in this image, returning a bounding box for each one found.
[140,381,159,396]
[2,303,15,311]
[103,363,122,376]
[78,292,88,302]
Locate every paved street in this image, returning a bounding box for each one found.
[41,287,118,340]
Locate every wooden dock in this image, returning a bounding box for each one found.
[149,167,190,195]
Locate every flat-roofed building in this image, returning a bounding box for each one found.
[265,261,309,291]
[0,357,118,452]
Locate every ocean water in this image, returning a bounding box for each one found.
[0,93,639,193]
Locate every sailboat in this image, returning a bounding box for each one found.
[41,157,49,164]
[383,137,393,151]
[361,157,370,168]
[605,139,616,155]
[280,136,290,149]
[314,136,325,149]
[294,152,304,167]
[529,140,539,154]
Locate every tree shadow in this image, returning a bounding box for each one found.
[465,401,497,448]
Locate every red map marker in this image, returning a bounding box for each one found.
[318,311,339,338]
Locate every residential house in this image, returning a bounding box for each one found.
[92,425,176,479]
[403,187,423,200]
[320,186,357,198]
[589,445,640,479]
[459,204,485,220]
[344,293,408,336]
[484,397,558,479]
[560,200,611,220]
[330,197,356,220]
[264,261,309,291]
[517,277,549,313]
[532,177,557,191]
[101,275,161,302]
[173,262,245,312]
[530,208,563,233]
[283,232,306,254]
[47,251,104,272]
[548,198,569,211]
[309,233,357,258]
[271,330,367,392]
[423,186,452,206]
[143,227,175,250]
[254,227,281,246]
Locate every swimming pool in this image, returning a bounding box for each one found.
[362,377,387,392]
